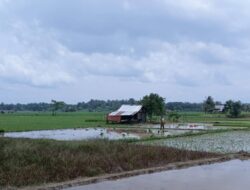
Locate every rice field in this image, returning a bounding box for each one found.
[2,111,250,132]
[178,112,250,128]
[0,112,108,132]
[143,130,250,153]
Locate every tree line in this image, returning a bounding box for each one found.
[203,96,244,118]
[0,99,203,113]
[1,95,249,117]
[0,99,138,113]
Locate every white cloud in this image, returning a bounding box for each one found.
[163,0,213,14]
[0,21,247,89]
[1,0,250,102]
[160,0,250,32]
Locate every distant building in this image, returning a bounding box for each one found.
[214,105,225,112]
[107,105,146,123]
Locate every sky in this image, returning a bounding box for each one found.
[1,0,250,103]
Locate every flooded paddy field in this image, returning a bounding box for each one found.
[3,128,140,140]
[1,123,230,141]
[155,123,214,130]
[1,123,216,141]
[144,130,250,153]
[1,127,191,140]
[65,159,250,190]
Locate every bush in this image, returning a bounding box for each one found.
[168,111,181,122]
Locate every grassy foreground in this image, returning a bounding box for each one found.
[0,138,218,187]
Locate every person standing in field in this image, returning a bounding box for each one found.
[160,117,165,131]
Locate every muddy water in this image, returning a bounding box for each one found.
[153,123,214,130]
[4,128,140,141]
[65,160,250,190]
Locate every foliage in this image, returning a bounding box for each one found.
[227,101,242,118]
[203,96,215,113]
[223,100,234,113]
[1,98,250,113]
[166,102,203,112]
[140,93,166,120]
[223,100,242,118]
[167,111,181,122]
[242,103,250,112]
[51,100,65,116]
[0,98,139,112]
[1,97,189,114]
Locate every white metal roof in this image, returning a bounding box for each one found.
[109,105,143,116]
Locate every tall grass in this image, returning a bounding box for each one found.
[0,138,218,187]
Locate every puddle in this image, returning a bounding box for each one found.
[65,159,250,190]
[152,123,214,130]
[144,131,250,153]
[149,128,196,137]
[143,123,214,137]
[3,128,140,141]
[112,127,195,138]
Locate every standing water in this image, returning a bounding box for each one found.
[3,128,140,140]
[65,159,250,190]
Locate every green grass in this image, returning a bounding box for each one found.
[2,111,250,132]
[0,112,108,132]
[175,112,250,128]
[0,138,219,187]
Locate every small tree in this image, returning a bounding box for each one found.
[140,93,165,121]
[223,100,234,113]
[203,96,215,113]
[51,100,65,116]
[228,101,242,118]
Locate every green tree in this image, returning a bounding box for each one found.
[167,111,181,122]
[203,96,215,113]
[223,100,234,113]
[51,100,65,116]
[228,101,242,118]
[140,93,165,121]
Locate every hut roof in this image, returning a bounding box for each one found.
[109,105,143,116]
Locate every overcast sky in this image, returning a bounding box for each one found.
[1,0,250,103]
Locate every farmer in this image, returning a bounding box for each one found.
[160,117,165,131]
